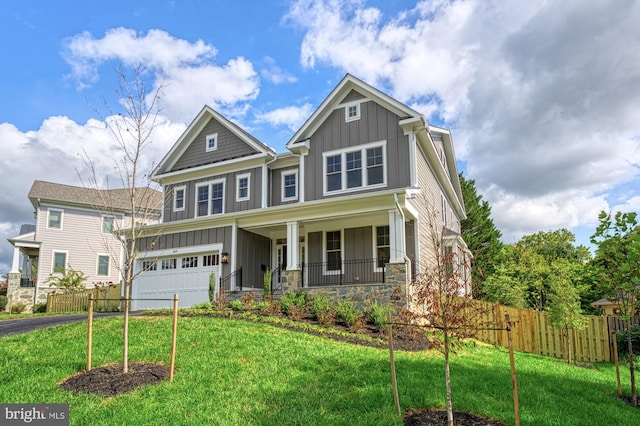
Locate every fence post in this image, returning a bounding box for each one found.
[169,293,179,382]
[87,295,94,371]
[506,314,520,426]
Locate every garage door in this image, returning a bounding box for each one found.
[132,245,222,310]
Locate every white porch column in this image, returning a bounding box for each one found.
[287,221,300,270]
[388,209,406,263]
[10,246,21,274]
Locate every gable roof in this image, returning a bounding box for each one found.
[153,105,276,178]
[28,180,162,213]
[286,73,423,149]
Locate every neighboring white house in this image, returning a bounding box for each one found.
[130,74,471,310]
[6,180,162,311]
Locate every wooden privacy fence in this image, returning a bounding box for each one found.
[47,284,122,313]
[472,300,612,363]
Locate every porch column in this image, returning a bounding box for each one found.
[388,210,406,263]
[287,221,300,270]
[10,246,20,273]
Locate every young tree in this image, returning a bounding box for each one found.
[45,266,87,293]
[459,173,503,299]
[412,207,490,426]
[591,211,640,406]
[82,66,164,373]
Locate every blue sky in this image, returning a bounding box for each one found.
[1,0,639,274]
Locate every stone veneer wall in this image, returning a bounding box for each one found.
[279,262,410,312]
[6,273,55,313]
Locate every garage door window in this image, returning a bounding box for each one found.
[203,254,220,266]
[162,259,177,270]
[182,256,198,268]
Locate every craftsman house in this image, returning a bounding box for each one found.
[132,74,470,310]
[6,180,161,311]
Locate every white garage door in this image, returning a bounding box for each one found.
[132,245,222,310]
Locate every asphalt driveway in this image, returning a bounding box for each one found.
[0,312,125,337]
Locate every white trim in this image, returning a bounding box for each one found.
[195,178,226,217]
[96,253,110,276]
[344,100,361,122]
[322,140,387,196]
[137,243,223,259]
[173,185,186,212]
[47,208,63,230]
[51,250,68,274]
[300,152,306,203]
[205,133,218,152]
[235,173,251,202]
[261,164,268,209]
[281,169,299,202]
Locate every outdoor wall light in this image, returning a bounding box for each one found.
[221,252,229,264]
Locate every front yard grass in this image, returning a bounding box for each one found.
[0,315,639,425]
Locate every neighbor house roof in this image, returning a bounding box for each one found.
[28,180,163,213]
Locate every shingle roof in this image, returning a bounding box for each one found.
[28,180,162,213]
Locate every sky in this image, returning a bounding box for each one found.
[1,0,639,275]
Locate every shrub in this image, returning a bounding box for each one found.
[309,295,335,326]
[335,301,360,327]
[280,291,308,316]
[32,303,47,313]
[616,326,640,358]
[45,266,87,292]
[0,295,7,311]
[230,300,244,311]
[257,300,269,311]
[367,302,393,329]
[241,291,257,310]
[215,290,229,310]
[11,303,26,314]
[287,305,307,321]
[191,302,212,310]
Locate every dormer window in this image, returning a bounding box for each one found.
[206,133,218,152]
[345,101,361,122]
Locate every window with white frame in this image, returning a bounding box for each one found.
[161,258,177,270]
[102,215,115,234]
[236,173,250,202]
[203,254,220,266]
[376,226,390,267]
[97,255,110,276]
[142,260,157,271]
[205,133,218,152]
[326,230,341,271]
[173,186,186,212]
[52,251,67,274]
[47,208,63,229]
[323,141,386,194]
[281,169,298,201]
[345,101,361,122]
[182,256,198,268]
[196,179,225,217]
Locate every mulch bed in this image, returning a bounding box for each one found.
[59,363,169,397]
[404,409,507,425]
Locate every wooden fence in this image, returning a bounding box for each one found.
[473,300,613,363]
[47,284,122,313]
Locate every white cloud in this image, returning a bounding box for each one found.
[261,57,298,84]
[255,103,315,131]
[63,28,260,123]
[286,0,640,244]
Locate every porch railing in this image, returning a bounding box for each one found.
[219,267,242,292]
[20,277,35,287]
[302,258,385,287]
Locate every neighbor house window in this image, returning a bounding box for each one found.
[326,231,341,271]
[102,215,115,234]
[196,179,225,217]
[282,169,298,201]
[345,101,361,122]
[52,251,67,274]
[97,255,110,276]
[323,141,386,194]
[376,226,390,267]
[47,208,63,229]
[236,173,250,202]
[173,186,186,212]
[205,133,218,152]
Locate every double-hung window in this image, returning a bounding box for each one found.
[173,186,186,212]
[97,255,110,276]
[282,169,298,201]
[47,208,63,229]
[52,251,67,274]
[326,231,341,272]
[102,215,115,234]
[376,226,390,267]
[236,174,250,202]
[196,179,225,217]
[323,141,386,195]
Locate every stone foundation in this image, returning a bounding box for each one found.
[5,273,56,313]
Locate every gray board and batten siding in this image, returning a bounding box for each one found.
[303,99,412,201]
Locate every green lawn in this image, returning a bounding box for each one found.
[0,315,638,425]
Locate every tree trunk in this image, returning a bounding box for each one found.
[444,330,454,426]
[123,281,130,373]
[628,320,636,406]
[567,327,573,365]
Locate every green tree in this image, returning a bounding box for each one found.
[458,173,503,299]
[591,211,640,406]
